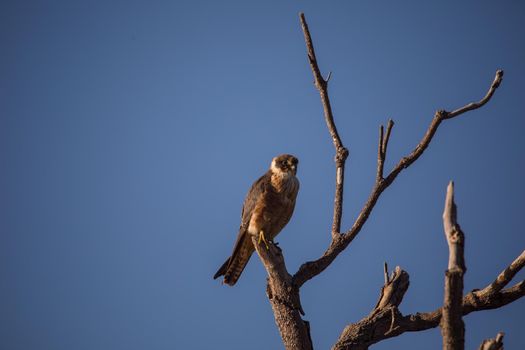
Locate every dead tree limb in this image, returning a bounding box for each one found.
[333,265,410,350]
[251,238,313,350]
[331,249,525,350]
[441,182,466,350]
[299,12,348,240]
[294,11,503,288]
[479,332,505,350]
[479,250,525,296]
[377,120,394,182]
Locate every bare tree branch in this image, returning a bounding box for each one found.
[442,182,466,272]
[479,332,505,350]
[447,71,503,119]
[333,266,410,350]
[382,119,394,157]
[441,181,466,350]
[251,238,312,350]
[372,266,410,315]
[299,12,348,240]
[376,120,395,182]
[331,252,525,350]
[480,249,525,295]
[293,16,503,287]
[376,124,384,182]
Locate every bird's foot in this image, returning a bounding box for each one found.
[258,230,270,250]
[270,240,282,253]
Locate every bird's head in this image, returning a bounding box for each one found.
[271,154,299,176]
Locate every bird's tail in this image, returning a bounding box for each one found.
[213,233,254,286]
[213,258,230,280]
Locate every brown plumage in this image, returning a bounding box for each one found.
[214,154,300,286]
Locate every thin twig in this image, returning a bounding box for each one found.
[447,70,503,118]
[377,124,385,181]
[377,120,395,181]
[299,13,344,151]
[325,71,333,82]
[372,266,410,313]
[382,119,394,160]
[383,308,401,337]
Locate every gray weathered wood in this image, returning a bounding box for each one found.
[441,182,466,350]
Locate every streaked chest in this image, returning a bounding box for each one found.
[271,173,299,201]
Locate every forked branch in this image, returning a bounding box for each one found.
[294,13,504,288]
[334,265,410,350]
[332,249,525,350]
[300,12,348,239]
[377,120,394,181]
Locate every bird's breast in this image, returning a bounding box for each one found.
[271,173,299,200]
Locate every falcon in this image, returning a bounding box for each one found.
[214,154,300,286]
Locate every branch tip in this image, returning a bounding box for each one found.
[496,332,504,343]
[325,71,332,82]
[447,70,504,118]
[382,119,395,154]
[443,180,457,230]
[493,70,504,89]
[479,331,505,350]
[446,180,455,205]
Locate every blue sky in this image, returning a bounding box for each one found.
[1,1,524,349]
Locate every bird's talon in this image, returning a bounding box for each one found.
[258,231,270,250]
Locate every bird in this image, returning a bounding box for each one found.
[214,154,300,286]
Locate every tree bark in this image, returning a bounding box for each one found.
[478,332,504,350]
[252,238,312,350]
[441,182,466,350]
[331,250,524,349]
[333,266,409,350]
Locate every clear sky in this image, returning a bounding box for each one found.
[1,1,524,349]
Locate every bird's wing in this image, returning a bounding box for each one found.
[239,171,271,231]
[214,171,271,285]
[273,177,300,236]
